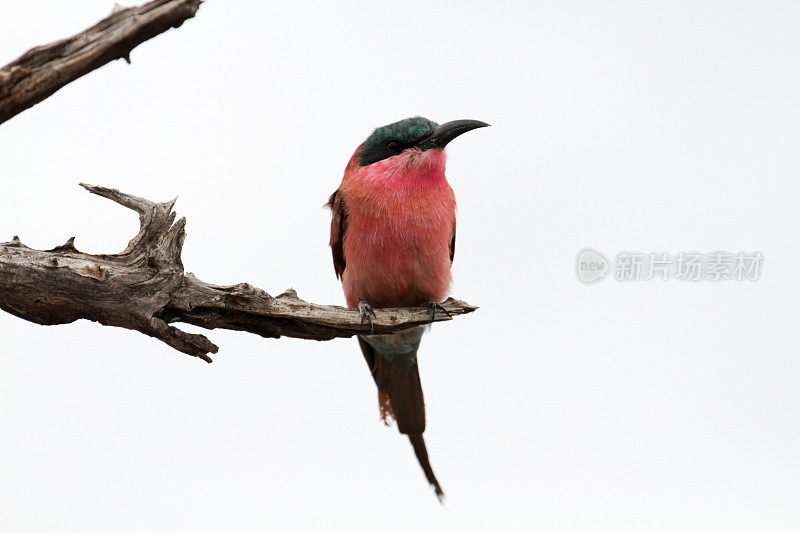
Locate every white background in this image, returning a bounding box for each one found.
[1,1,799,531]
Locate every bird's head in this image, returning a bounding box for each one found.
[353,117,489,178]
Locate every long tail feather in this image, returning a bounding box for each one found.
[357,337,444,499]
[409,433,444,500]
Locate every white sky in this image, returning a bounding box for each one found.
[1,1,799,531]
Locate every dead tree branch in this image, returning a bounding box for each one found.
[0,185,477,362]
[0,0,202,125]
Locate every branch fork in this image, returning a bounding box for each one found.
[0,185,477,362]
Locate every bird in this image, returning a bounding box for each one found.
[327,116,488,499]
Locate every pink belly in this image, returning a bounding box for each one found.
[342,214,453,308]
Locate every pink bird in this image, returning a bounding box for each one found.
[327,117,488,499]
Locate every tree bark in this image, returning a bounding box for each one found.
[0,185,477,362]
[0,0,202,125]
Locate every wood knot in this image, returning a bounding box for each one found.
[80,263,108,281]
[48,236,78,253]
[277,288,298,300]
[232,282,255,295]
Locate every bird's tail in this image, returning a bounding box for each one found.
[408,433,443,501]
[358,337,444,500]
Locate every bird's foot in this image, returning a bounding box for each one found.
[358,301,377,333]
[424,301,451,321]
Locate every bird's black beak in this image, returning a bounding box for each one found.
[415,119,489,151]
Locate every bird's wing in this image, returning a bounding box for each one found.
[327,188,347,279]
[449,218,456,263]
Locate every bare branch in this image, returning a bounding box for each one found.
[0,0,202,125]
[0,185,478,362]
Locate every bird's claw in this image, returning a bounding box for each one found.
[425,301,451,321]
[358,301,377,333]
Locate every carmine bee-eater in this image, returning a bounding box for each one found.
[327,116,488,499]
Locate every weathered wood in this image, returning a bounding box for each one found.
[0,185,477,362]
[0,0,202,125]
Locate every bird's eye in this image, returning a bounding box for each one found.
[387,141,401,152]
